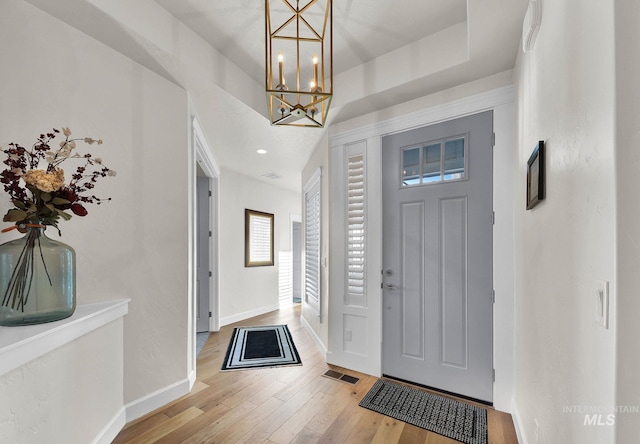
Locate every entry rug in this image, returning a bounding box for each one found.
[220,325,302,371]
[359,379,487,444]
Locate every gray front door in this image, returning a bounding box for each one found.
[382,111,494,402]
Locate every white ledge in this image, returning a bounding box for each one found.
[0,299,130,377]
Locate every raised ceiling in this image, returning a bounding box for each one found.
[25,0,529,192]
[154,0,468,82]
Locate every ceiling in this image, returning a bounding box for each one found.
[154,0,469,83]
[25,0,530,192]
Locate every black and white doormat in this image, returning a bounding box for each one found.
[359,379,487,444]
[220,325,302,371]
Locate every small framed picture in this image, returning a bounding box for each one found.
[245,209,274,267]
[526,141,545,210]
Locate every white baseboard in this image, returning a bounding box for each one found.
[219,303,280,327]
[511,398,527,444]
[93,406,126,444]
[124,376,193,423]
[300,314,327,360]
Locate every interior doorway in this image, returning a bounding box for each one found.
[196,166,211,333]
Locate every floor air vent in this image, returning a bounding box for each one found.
[322,369,360,385]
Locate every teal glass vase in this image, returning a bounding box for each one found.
[0,224,76,326]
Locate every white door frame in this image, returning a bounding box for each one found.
[192,117,220,333]
[328,85,516,412]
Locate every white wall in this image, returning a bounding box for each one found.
[614,1,640,442]
[0,0,191,424]
[513,0,617,442]
[0,320,124,444]
[218,168,300,324]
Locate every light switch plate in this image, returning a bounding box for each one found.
[595,280,609,329]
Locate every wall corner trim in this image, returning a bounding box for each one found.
[300,313,328,360]
[94,406,126,444]
[124,376,193,423]
[511,398,529,444]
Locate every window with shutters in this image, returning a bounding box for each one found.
[347,154,365,301]
[304,169,322,318]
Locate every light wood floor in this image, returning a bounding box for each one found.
[114,305,519,443]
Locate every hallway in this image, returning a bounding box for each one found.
[114,305,518,443]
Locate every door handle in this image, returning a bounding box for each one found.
[384,283,399,290]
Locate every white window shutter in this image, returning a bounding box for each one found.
[250,215,272,262]
[347,154,365,299]
[304,169,322,319]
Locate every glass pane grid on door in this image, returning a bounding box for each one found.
[401,136,466,187]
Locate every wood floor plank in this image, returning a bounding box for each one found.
[154,401,230,443]
[371,417,406,444]
[344,408,385,443]
[245,377,289,407]
[397,423,430,443]
[207,396,285,443]
[316,396,369,443]
[113,305,520,444]
[124,406,203,444]
[111,412,171,444]
[241,380,331,443]
[269,390,334,444]
[291,427,323,444]
[175,399,258,444]
[308,380,366,435]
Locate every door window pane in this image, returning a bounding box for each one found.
[422,143,441,183]
[444,138,465,180]
[402,147,420,186]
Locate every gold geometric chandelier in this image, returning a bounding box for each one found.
[265,0,332,128]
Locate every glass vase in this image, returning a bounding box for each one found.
[0,224,76,326]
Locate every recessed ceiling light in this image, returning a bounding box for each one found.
[257,149,268,154]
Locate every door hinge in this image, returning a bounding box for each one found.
[208,190,212,197]
[492,133,496,147]
[209,271,212,277]
[492,211,495,225]
[492,289,495,303]
[209,311,212,318]
[209,230,212,237]
[492,369,496,382]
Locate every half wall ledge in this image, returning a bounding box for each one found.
[0,298,130,377]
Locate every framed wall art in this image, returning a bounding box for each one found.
[245,209,274,267]
[526,140,545,210]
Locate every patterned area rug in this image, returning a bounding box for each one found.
[220,325,302,371]
[359,379,487,444]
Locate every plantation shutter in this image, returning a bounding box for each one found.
[250,216,272,262]
[347,154,365,298]
[304,169,322,318]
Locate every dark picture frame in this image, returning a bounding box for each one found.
[245,209,274,267]
[526,141,545,210]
